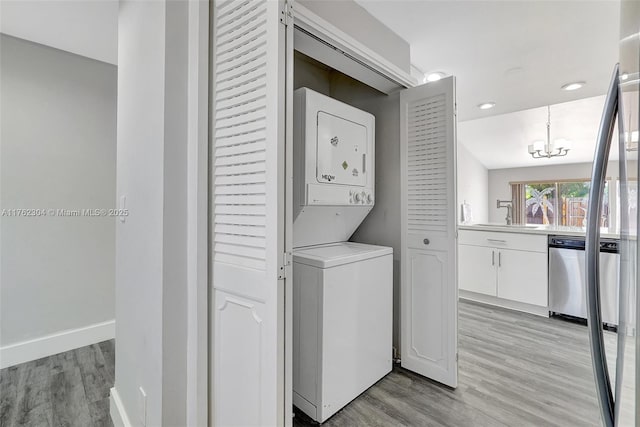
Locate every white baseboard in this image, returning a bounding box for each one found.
[110,387,133,427]
[459,291,549,317]
[0,319,115,369]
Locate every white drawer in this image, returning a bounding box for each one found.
[458,229,547,253]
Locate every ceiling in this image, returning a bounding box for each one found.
[0,0,118,65]
[0,1,621,112]
[457,95,637,170]
[0,0,625,170]
[356,0,621,121]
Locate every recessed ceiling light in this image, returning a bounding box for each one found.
[621,73,629,81]
[424,72,445,82]
[478,102,496,110]
[561,81,586,91]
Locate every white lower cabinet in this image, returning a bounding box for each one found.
[496,249,548,306]
[458,244,496,296]
[458,230,549,310]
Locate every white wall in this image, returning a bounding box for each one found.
[487,161,635,228]
[185,2,209,426]
[161,1,189,424]
[0,0,118,65]
[297,0,410,74]
[113,1,193,425]
[457,144,489,223]
[0,34,116,366]
[114,3,165,423]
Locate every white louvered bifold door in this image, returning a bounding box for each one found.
[400,76,458,388]
[211,0,291,425]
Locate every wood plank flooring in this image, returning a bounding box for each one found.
[294,301,619,427]
[0,340,114,427]
[0,302,626,426]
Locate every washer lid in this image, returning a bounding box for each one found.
[293,242,392,268]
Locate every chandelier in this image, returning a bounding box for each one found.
[528,106,572,158]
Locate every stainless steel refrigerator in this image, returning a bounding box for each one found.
[586,1,639,425]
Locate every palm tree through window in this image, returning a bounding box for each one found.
[511,180,609,228]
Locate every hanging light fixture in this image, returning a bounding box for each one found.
[528,106,572,158]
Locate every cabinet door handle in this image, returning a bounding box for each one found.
[492,250,495,266]
[487,238,507,243]
[498,251,501,267]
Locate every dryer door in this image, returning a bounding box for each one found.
[316,111,369,187]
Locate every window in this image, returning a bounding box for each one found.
[525,183,556,225]
[511,180,610,229]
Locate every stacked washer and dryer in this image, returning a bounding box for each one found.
[292,88,393,423]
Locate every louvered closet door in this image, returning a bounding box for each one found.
[400,77,458,388]
[211,0,291,425]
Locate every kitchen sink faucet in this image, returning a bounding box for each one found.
[497,199,513,225]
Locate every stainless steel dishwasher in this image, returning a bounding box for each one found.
[548,235,619,326]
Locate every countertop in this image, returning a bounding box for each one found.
[458,223,621,239]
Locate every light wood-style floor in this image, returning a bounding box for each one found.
[294,301,618,427]
[0,340,114,427]
[0,302,624,426]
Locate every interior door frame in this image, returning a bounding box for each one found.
[280,1,420,419]
[185,1,209,426]
[292,3,416,90]
[283,1,294,424]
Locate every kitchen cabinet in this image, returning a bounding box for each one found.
[497,249,548,306]
[458,230,548,312]
[458,244,496,295]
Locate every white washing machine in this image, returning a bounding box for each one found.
[292,88,393,422]
[292,242,393,423]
